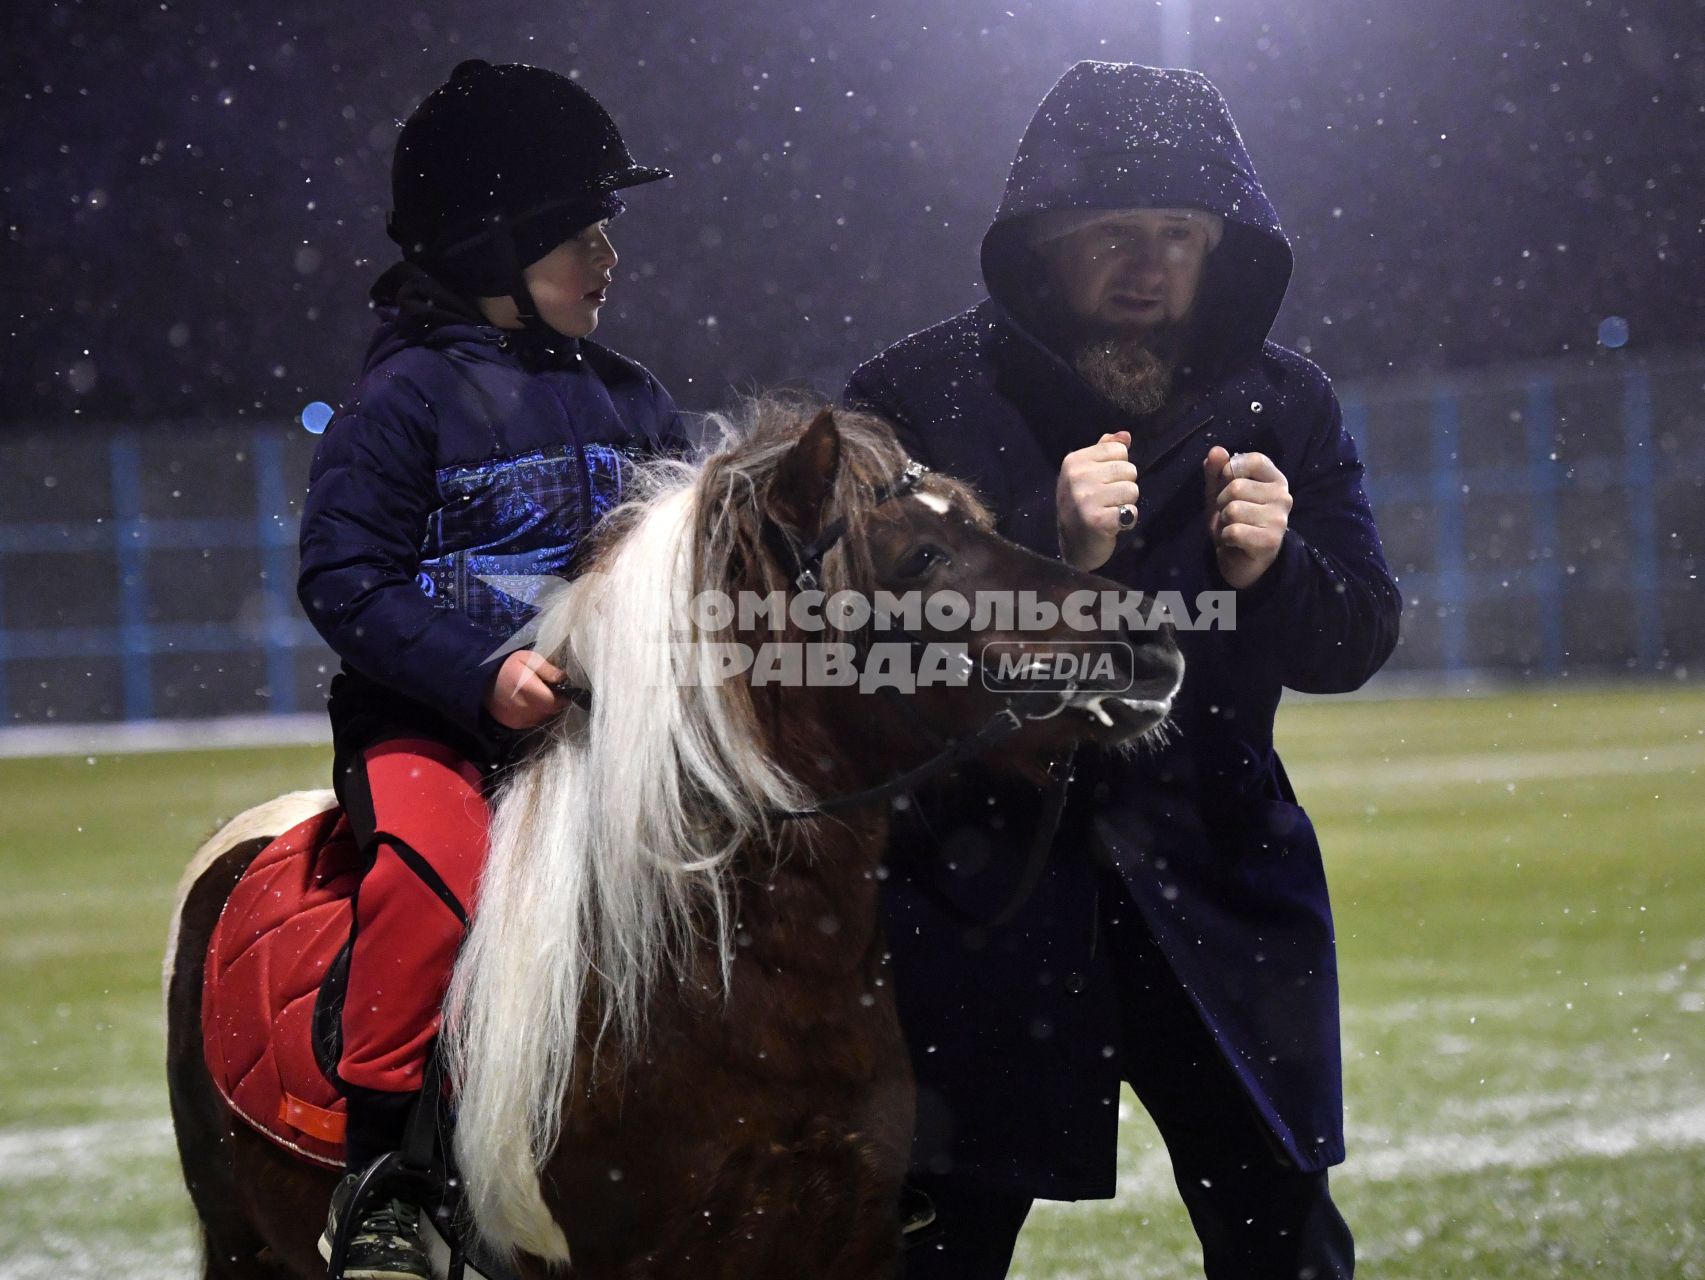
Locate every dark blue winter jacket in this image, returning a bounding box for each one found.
[298,264,687,746]
[847,62,1401,1195]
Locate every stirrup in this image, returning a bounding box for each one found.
[899,1182,942,1250]
[325,1153,468,1280]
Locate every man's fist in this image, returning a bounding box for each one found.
[1203,446,1292,589]
[1057,431,1140,571]
[484,650,568,731]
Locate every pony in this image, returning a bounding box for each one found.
[166,399,1184,1279]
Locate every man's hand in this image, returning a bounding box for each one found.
[1203,446,1292,589]
[484,649,568,730]
[1057,431,1139,571]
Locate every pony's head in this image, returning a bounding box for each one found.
[682,398,1183,791]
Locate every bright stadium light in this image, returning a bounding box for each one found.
[1160,0,1193,67]
[300,400,333,434]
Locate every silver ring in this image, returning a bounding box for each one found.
[1116,503,1138,531]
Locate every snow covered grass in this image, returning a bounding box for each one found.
[1015,684,1705,1279]
[1,685,1701,1278]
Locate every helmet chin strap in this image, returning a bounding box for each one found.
[485,211,554,340]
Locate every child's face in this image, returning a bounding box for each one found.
[481,220,618,338]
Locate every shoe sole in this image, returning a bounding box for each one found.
[318,1231,430,1280]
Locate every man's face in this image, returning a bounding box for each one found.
[1034,209,1215,340]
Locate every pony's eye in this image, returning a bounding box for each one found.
[894,545,948,579]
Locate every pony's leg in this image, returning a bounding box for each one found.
[167,836,339,1280]
[197,1221,281,1280]
[228,1126,344,1278]
[168,838,277,1273]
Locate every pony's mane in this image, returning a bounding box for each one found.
[442,397,981,1259]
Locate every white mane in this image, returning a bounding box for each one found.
[442,447,814,1261]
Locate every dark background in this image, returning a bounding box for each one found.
[4,0,1702,425]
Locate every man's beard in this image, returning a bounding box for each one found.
[1073,326,1187,418]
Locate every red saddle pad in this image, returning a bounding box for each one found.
[202,805,361,1167]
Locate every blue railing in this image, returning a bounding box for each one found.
[0,355,1696,726]
[0,426,320,726]
[1338,360,1687,679]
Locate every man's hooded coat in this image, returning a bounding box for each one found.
[847,62,1400,1196]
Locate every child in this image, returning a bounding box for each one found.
[296,59,687,1279]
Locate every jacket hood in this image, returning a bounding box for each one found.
[362,260,583,373]
[981,61,1292,371]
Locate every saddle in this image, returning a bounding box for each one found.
[202,805,361,1167]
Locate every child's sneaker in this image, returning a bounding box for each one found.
[317,1173,431,1280]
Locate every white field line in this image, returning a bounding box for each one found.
[1290,741,1705,790]
[3,933,165,964]
[0,1116,477,1280]
[1024,1094,1705,1214]
[0,1116,173,1185]
[1349,1099,1705,1181]
[0,712,329,759]
[0,1240,197,1280]
[0,884,175,916]
[5,1092,1702,1198]
[1340,970,1698,1031]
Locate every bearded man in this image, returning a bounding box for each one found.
[846,62,1401,1279]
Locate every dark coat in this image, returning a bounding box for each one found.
[297,264,687,752]
[845,62,1400,1198]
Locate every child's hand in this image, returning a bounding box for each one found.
[485,650,568,730]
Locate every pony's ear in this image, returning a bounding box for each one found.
[769,407,842,535]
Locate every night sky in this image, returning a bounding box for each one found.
[4,0,1702,425]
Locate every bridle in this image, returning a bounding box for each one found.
[551,458,1090,816]
[548,456,1107,926]
[755,459,1095,820]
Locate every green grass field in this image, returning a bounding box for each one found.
[2,685,1701,1278]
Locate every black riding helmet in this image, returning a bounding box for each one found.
[387,59,670,333]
